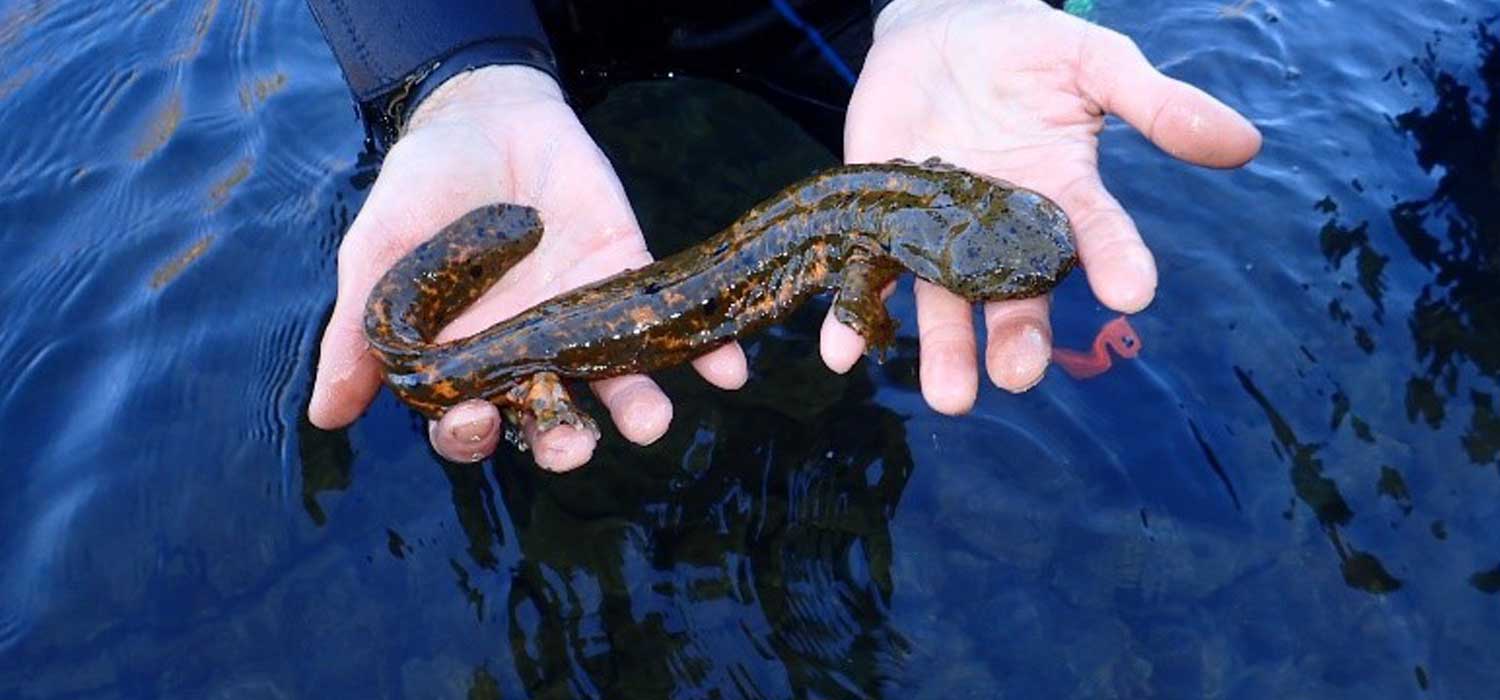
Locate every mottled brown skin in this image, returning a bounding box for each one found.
[364,158,1077,447]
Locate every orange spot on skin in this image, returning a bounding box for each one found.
[628,306,659,325]
[1052,316,1142,380]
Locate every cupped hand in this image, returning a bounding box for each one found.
[308,66,748,471]
[823,0,1261,411]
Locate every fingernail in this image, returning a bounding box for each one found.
[998,324,1049,392]
[451,414,497,443]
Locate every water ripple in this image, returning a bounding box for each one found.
[0,478,100,654]
[248,314,308,446]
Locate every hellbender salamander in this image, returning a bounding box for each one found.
[364,158,1076,447]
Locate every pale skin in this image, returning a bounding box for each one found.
[307,0,1261,470]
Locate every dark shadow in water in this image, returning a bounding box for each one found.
[463,323,916,699]
[298,414,353,527]
[1389,19,1500,592]
[469,665,504,700]
[439,456,509,572]
[1315,20,1500,471]
[1234,368,1402,594]
[1390,21,1500,468]
[1302,18,1500,593]
[1471,565,1500,594]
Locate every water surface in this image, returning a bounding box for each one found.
[0,0,1497,697]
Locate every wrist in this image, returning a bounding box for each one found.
[874,0,1047,38]
[408,65,565,132]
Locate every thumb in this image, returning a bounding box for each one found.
[308,293,384,429]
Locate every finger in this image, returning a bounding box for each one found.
[692,342,749,390]
[983,296,1053,392]
[525,422,597,472]
[915,280,978,415]
[1053,174,1157,313]
[428,400,502,463]
[820,281,897,373]
[308,294,385,428]
[590,374,674,446]
[1079,26,1262,168]
[429,400,598,471]
[820,312,867,374]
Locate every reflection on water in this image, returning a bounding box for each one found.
[1391,23,1500,469]
[2,0,1500,697]
[1304,17,1500,594]
[1235,367,1402,593]
[491,339,914,697]
[148,234,215,289]
[133,91,183,160]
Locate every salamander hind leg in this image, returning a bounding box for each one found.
[833,258,903,361]
[499,372,601,451]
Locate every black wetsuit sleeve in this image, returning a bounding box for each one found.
[305,0,558,147]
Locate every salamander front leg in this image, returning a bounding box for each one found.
[499,372,601,451]
[833,258,903,361]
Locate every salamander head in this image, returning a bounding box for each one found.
[884,183,1077,301]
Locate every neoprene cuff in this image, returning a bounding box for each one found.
[306,0,558,147]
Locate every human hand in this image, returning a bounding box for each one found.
[823,0,1260,411]
[308,65,748,471]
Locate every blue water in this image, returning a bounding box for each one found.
[1,0,1498,697]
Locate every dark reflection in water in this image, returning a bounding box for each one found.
[490,335,914,698]
[1391,23,1500,471]
[1235,368,1402,594]
[1291,15,1500,597]
[314,326,923,698]
[299,414,353,526]
[1318,20,1500,473]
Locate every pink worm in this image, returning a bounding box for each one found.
[1051,316,1142,380]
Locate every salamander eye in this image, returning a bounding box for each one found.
[468,264,485,279]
